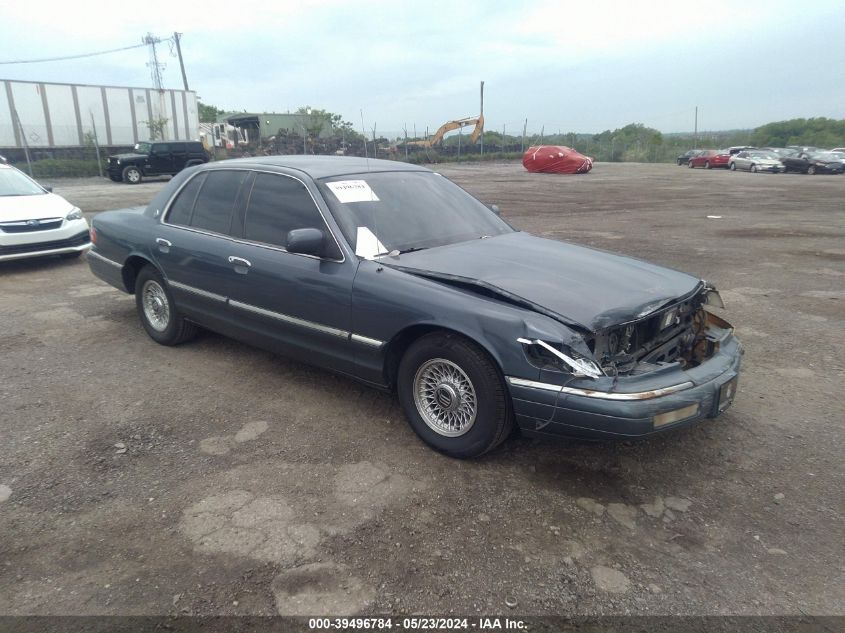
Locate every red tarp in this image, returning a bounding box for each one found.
[522,145,593,174]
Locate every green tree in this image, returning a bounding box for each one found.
[198,102,224,123]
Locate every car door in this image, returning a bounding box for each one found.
[153,169,253,327]
[223,171,356,374]
[148,143,174,175]
[734,152,749,170]
[170,142,188,172]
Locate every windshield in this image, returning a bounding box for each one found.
[0,167,47,197]
[134,142,151,154]
[317,171,514,258]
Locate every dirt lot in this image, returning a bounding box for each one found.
[1,163,843,617]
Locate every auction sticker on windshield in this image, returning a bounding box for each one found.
[326,180,380,203]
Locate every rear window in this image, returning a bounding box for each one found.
[190,170,249,235]
[167,173,206,226]
[187,142,204,153]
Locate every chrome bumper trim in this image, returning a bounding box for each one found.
[86,250,121,268]
[506,376,695,401]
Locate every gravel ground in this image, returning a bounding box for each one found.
[0,162,843,616]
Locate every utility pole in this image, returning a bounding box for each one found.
[173,32,189,91]
[458,127,462,158]
[694,106,698,149]
[13,109,33,176]
[89,111,103,178]
[479,80,484,157]
[403,125,408,160]
[521,118,527,154]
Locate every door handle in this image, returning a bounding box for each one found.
[155,237,172,253]
[228,256,252,273]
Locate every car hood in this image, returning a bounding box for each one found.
[0,192,74,222]
[109,152,147,160]
[385,232,702,331]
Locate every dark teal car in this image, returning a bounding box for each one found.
[87,156,742,458]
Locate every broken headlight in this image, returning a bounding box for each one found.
[518,338,604,378]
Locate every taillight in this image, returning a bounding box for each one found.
[90,227,97,244]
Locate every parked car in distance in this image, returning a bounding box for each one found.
[728,150,785,173]
[727,146,756,155]
[761,147,798,158]
[676,149,702,166]
[825,151,845,165]
[830,147,845,153]
[107,141,209,184]
[87,156,742,458]
[781,151,845,175]
[688,149,731,169]
[0,163,90,262]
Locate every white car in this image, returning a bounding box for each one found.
[0,163,90,262]
[728,150,785,173]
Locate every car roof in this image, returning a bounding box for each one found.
[205,155,430,179]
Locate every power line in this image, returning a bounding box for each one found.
[0,40,171,65]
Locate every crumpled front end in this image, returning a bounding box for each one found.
[507,285,743,439]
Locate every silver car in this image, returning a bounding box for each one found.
[729,150,785,173]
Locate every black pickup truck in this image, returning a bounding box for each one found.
[107,141,209,184]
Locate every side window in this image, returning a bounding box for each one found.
[153,143,170,154]
[243,173,329,250]
[190,170,249,235]
[166,173,206,226]
[171,143,186,153]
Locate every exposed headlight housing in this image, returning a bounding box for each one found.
[518,338,604,378]
[66,207,83,221]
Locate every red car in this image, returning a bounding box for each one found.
[688,149,731,169]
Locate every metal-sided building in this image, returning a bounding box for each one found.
[0,78,199,152]
[217,112,334,142]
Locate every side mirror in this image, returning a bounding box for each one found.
[488,204,500,216]
[287,227,325,257]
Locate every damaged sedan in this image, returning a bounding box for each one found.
[87,157,742,458]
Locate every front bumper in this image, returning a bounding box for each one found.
[506,334,742,439]
[0,220,91,262]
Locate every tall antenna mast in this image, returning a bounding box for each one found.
[143,33,165,90]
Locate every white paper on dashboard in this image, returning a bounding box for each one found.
[326,180,380,203]
[355,226,387,259]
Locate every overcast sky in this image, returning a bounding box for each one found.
[2,0,843,136]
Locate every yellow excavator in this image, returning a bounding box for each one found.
[406,114,485,148]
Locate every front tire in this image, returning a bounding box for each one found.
[807,165,816,175]
[729,162,736,171]
[688,161,695,169]
[135,266,197,346]
[750,164,758,173]
[397,332,513,458]
[704,161,711,169]
[122,166,142,184]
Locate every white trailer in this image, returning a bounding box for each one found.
[0,78,199,149]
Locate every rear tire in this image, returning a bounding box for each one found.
[135,265,197,346]
[750,164,758,173]
[729,162,736,171]
[807,165,816,175]
[397,332,513,459]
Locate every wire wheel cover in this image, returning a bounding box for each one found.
[413,358,478,437]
